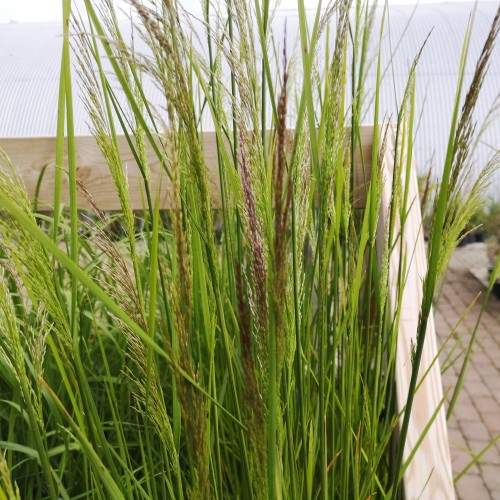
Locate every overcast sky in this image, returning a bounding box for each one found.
[0,0,484,24]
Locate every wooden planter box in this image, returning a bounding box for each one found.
[1,125,455,498]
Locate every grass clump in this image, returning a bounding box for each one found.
[0,0,499,498]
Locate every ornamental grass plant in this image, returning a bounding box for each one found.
[0,0,499,498]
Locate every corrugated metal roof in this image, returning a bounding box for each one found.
[0,2,499,195]
[365,2,500,197]
[0,23,63,137]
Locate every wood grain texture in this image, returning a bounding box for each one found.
[376,125,454,499]
[0,135,222,210]
[0,126,453,497]
[1,129,373,211]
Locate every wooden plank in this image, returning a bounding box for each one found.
[0,135,222,211]
[0,129,373,211]
[376,125,454,499]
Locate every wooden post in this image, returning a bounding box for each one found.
[376,125,454,499]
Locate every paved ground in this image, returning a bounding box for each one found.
[435,243,500,499]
